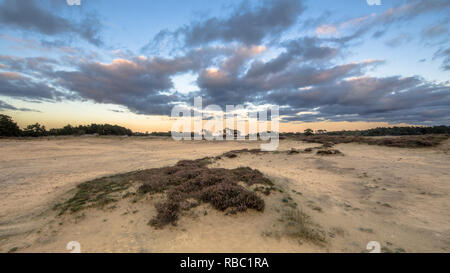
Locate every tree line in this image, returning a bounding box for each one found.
[2,114,449,138]
[0,114,133,137]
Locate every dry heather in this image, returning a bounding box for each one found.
[316,149,342,155]
[294,134,449,148]
[55,158,275,228]
[138,159,273,228]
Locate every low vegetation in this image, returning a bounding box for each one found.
[295,134,448,148]
[280,125,450,137]
[139,159,273,228]
[327,126,450,136]
[316,149,343,155]
[54,172,135,215]
[282,209,326,245]
[56,157,274,228]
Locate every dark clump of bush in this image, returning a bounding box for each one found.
[220,149,265,159]
[225,153,238,158]
[199,183,264,212]
[149,201,180,227]
[316,149,342,155]
[138,159,272,228]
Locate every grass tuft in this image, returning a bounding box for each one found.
[283,209,326,244]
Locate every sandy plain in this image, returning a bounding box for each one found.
[0,137,449,253]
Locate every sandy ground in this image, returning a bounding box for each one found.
[0,137,449,253]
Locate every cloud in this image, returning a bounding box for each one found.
[422,22,448,39]
[270,76,450,124]
[0,0,448,125]
[51,47,234,115]
[0,54,59,77]
[0,71,61,100]
[143,0,304,50]
[385,33,413,47]
[434,47,450,71]
[317,0,450,43]
[316,24,337,36]
[0,99,40,112]
[0,0,103,46]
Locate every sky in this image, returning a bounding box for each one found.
[0,0,449,132]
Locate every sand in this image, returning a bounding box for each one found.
[0,137,449,252]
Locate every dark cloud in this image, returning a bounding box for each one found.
[53,59,178,115]
[434,47,450,71]
[0,71,61,100]
[245,37,339,79]
[143,0,304,50]
[0,0,103,46]
[272,76,450,124]
[196,52,383,108]
[0,99,40,112]
[0,54,58,77]
[52,47,233,115]
[109,109,126,113]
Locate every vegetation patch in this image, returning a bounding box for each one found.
[138,159,273,228]
[316,149,343,155]
[56,157,273,229]
[8,247,18,253]
[54,172,135,215]
[219,149,267,159]
[282,209,326,244]
[295,134,449,148]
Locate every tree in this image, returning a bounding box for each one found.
[304,128,314,136]
[22,123,47,137]
[0,114,21,136]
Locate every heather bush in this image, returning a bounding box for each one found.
[138,159,272,228]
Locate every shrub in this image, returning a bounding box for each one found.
[149,202,180,228]
[138,159,272,228]
[57,158,273,228]
[316,149,342,155]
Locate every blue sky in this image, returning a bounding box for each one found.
[0,0,449,132]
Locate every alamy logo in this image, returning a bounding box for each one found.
[66,0,81,6]
[171,97,279,151]
[366,0,381,5]
[66,241,81,253]
[366,241,381,253]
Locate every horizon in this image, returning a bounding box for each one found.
[0,0,449,133]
